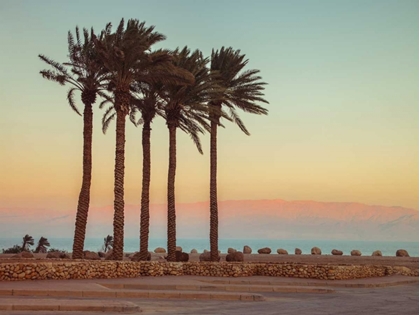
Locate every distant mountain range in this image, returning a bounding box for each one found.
[0,199,418,241]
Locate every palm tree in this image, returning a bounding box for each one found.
[39,27,108,259]
[161,47,215,261]
[35,237,50,253]
[94,19,166,260]
[103,235,113,253]
[208,47,269,261]
[21,235,34,251]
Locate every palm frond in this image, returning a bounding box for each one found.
[229,107,250,135]
[97,91,114,109]
[67,87,82,116]
[39,54,69,75]
[102,106,116,134]
[188,129,203,154]
[129,106,138,126]
[39,70,67,85]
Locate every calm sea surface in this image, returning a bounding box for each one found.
[0,237,418,257]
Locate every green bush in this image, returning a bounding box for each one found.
[47,248,68,253]
[2,245,22,254]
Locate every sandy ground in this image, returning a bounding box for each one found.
[0,253,418,268]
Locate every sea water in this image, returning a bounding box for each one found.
[0,237,418,257]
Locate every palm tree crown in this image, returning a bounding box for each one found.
[39,26,108,114]
[21,234,34,252]
[209,46,268,130]
[35,237,50,253]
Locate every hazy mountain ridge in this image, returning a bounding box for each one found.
[0,199,417,241]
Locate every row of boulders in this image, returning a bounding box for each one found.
[132,247,408,257]
[9,247,411,260]
[193,248,412,261]
[230,246,410,257]
[331,249,410,257]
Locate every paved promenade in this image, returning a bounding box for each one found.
[0,275,417,314]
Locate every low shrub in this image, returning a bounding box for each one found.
[47,248,68,253]
[2,245,22,254]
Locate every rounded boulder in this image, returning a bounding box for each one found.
[154,247,166,254]
[311,247,321,255]
[243,245,252,254]
[396,249,409,257]
[227,248,237,254]
[199,252,220,262]
[257,247,272,254]
[226,251,244,262]
[277,248,288,255]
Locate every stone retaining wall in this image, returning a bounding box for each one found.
[0,261,417,281]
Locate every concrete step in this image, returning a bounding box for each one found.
[200,277,419,288]
[0,288,265,301]
[0,298,139,312]
[101,283,333,293]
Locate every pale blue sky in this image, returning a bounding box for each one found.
[0,0,418,210]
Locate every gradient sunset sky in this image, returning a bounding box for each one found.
[0,0,418,218]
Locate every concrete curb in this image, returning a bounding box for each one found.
[0,298,140,312]
[102,283,334,293]
[200,278,419,288]
[0,289,265,302]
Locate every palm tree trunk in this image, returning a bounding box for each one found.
[167,124,177,262]
[72,103,93,259]
[210,119,219,261]
[139,119,152,260]
[112,107,127,261]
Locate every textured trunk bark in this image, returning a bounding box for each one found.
[72,103,93,259]
[112,107,127,261]
[210,119,219,261]
[139,120,152,260]
[166,124,177,262]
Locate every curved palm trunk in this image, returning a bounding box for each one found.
[167,124,177,262]
[210,120,219,261]
[139,120,152,260]
[72,103,93,259]
[112,106,127,261]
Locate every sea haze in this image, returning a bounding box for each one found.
[0,199,417,242]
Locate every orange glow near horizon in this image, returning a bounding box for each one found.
[0,1,418,214]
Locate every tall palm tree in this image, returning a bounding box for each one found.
[21,234,34,252]
[208,47,269,261]
[131,87,160,261]
[161,47,215,261]
[35,237,50,253]
[94,19,166,260]
[39,27,108,259]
